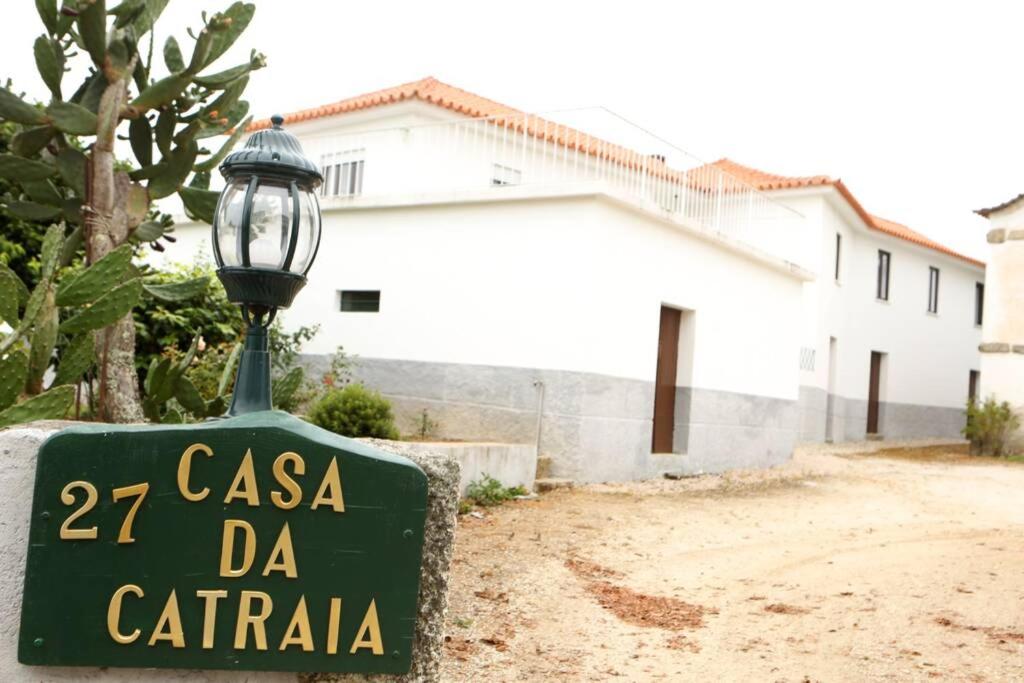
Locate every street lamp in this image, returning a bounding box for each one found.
[212,114,323,415]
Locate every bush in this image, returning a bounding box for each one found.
[307,385,399,439]
[463,474,528,508]
[963,396,1021,456]
[134,261,241,375]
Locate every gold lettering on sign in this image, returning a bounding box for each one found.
[148,589,186,648]
[326,597,342,655]
[111,482,149,543]
[234,590,273,651]
[224,449,260,506]
[197,589,228,649]
[107,584,144,644]
[310,457,345,512]
[271,451,305,510]
[278,596,314,651]
[177,443,213,501]
[59,480,98,540]
[349,599,384,655]
[261,522,298,578]
[220,520,257,577]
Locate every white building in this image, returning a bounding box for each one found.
[974,194,1024,446]
[158,77,983,481]
[707,160,985,442]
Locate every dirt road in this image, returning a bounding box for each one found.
[440,443,1024,682]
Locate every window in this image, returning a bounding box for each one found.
[969,370,980,403]
[799,347,816,371]
[834,233,842,281]
[492,164,522,186]
[339,290,380,312]
[975,282,984,326]
[321,149,365,197]
[927,266,940,314]
[876,250,891,301]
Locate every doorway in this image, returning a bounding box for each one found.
[867,351,885,435]
[652,306,681,453]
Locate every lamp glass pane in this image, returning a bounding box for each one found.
[247,181,293,269]
[214,180,248,267]
[289,189,321,274]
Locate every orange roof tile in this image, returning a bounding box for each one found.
[249,77,522,130]
[250,77,674,176]
[707,159,983,268]
[251,79,982,269]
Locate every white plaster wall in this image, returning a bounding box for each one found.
[156,192,803,402]
[783,190,983,412]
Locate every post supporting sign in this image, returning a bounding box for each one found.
[18,412,427,674]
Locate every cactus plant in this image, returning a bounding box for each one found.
[0,1,263,423]
[141,332,239,422]
[0,385,76,427]
[0,223,207,426]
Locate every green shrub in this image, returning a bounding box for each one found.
[463,474,528,508]
[963,396,1021,457]
[133,261,240,376]
[307,385,399,439]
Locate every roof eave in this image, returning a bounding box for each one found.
[975,192,1024,218]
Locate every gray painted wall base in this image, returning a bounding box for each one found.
[797,385,966,442]
[675,387,798,474]
[304,355,800,482]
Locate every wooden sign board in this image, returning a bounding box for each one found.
[18,412,427,674]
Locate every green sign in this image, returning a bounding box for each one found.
[18,412,427,674]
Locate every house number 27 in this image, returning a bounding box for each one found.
[58,480,150,544]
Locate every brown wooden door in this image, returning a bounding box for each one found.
[867,351,882,434]
[652,306,681,452]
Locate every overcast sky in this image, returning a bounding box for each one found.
[3,0,1021,262]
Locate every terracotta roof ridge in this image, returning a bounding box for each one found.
[712,159,981,267]
[712,158,834,185]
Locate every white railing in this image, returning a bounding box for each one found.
[299,108,811,271]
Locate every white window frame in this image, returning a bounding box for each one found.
[321,149,366,198]
[491,163,522,187]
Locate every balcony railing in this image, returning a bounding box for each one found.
[298,108,811,272]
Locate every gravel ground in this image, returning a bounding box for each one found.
[439,441,1024,682]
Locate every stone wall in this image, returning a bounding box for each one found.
[797,388,967,443]
[307,355,802,482]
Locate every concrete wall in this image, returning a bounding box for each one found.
[384,441,537,496]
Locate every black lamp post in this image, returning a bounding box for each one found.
[212,114,323,415]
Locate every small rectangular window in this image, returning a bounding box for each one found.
[492,164,522,186]
[834,233,842,281]
[340,290,380,312]
[969,369,980,403]
[975,282,984,326]
[927,266,940,313]
[877,250,890,301]
[321,150,365,197]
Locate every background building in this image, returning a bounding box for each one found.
[975,194,1024,447]
[155,77,983,481]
